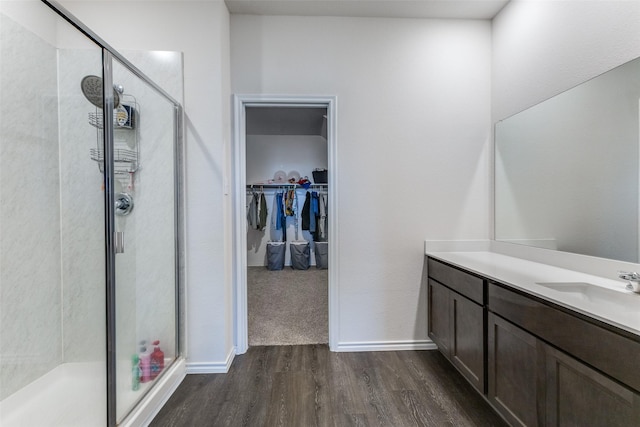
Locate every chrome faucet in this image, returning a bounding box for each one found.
[617,271,640,292]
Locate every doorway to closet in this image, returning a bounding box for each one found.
[233,95,337,354]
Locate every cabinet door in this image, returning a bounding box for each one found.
[488,313,543,427]
[428,279,451,358]
[451,293,485,393]
[544,344,640,426]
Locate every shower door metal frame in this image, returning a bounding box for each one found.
[102,51,118,426]
[40,2,185,426]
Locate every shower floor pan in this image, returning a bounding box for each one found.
[0,362,106,427]
[0,360,165,427]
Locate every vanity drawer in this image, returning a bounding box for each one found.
[488,282,640,393]
[428,258,484,304]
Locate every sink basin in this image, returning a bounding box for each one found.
[536,282,635,307]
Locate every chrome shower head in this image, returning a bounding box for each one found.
[80,75,121,108]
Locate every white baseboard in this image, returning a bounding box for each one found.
[335,339,437,352]
[120,358,186,427]
[185,347,236,374]
[183,340,436,374]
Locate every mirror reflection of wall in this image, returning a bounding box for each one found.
[495,56,640,263]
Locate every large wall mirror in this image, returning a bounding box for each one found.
[495,56,640,263]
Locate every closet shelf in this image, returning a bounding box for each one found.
[246,183,327,189]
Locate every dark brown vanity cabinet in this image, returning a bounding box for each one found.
[427,258,486,394]
[427,278,451,355]
[450,291,485,392]
[544,344,640,426]
[488,312,543,427]
[488,282,640,427]
[426,256,640,427]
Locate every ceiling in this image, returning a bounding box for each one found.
[224,0,510,20]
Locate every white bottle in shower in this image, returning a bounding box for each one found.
[139,341,152,383]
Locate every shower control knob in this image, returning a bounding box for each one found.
[115,193,134,216]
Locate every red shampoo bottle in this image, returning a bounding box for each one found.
[150,340,164,380]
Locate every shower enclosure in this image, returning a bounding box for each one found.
[0,1,184,426]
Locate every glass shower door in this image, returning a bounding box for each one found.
[0,2,108,426]
[110,58,179,423]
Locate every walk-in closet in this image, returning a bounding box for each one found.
[245,106,329,346]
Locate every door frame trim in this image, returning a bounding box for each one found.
[232,94,338,353]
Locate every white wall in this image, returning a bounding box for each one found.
[492,0,640,121]
[246,134,328,186]
[59,1,233,367]
[232,15,492,346]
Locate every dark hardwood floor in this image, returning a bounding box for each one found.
[150,345,507,427]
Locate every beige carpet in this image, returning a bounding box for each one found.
[248,267,328,346]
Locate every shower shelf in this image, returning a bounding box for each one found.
[88,108,135,130]
[90,147,137,162]
[88,94,140,176]
[90,149,138,175]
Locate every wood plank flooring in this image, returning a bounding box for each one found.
[150,345,507,427]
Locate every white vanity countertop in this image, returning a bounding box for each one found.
[426,251,640,337]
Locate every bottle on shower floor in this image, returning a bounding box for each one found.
[131,354,141,391]
[150,340,164,380]
[139,342,152,383]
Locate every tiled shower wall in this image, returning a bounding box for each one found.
[58,48,106,363]
[0,13,62,400]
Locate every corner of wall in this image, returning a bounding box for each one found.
[185,346,236,374]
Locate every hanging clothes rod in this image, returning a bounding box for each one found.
[246,183,327,189]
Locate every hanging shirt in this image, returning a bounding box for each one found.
[271,192,287,242]
[247,192,259,229]
[318,193,327,241]
[258,192,268,230]
[285,189,296,216]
